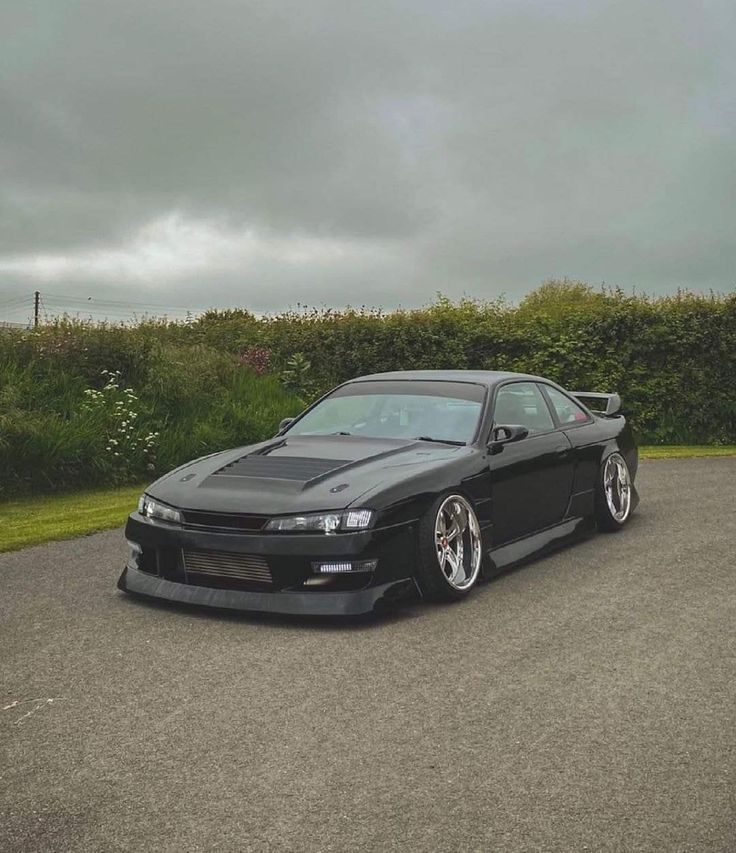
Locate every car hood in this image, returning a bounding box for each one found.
[147,435,468,515]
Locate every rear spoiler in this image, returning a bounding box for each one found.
[570,391,622,416]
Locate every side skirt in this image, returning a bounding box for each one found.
[486,515,595,576]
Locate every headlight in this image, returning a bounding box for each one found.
[138,495,182,524]
[265,509,374,534]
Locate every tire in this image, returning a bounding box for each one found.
[595,452,633,532]
[415,493,483,601]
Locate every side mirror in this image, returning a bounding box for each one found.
[278,417,295,434]
[488,424,529,454]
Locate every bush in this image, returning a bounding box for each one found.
[0,323,304,497]
[1,281,734,498]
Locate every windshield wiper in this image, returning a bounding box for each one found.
[413,436,466,446]
[330,431,352,436]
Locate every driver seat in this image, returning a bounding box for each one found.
[494,393,528,427]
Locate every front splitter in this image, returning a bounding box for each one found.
[118,565,420,617]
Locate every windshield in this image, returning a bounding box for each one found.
[286,380,485,444]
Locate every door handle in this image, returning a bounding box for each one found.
[554,445,570,458]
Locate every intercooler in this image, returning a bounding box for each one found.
[182,549,273,586]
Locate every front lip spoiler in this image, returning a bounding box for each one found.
[118,565,420,617]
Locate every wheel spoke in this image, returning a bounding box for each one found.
[454,543,466,584]
[445,548,459,580]
[446,521,461,542]
[453,502,468,531]
[440,551,447,575]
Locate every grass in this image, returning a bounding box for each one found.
[639,445,736,459]
[0,484,145,554]
[1,445,734,554]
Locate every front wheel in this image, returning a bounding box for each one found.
[415,493,483,601]
[596,452,633,532]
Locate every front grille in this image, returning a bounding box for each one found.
[182,510,267,532]
[182,549,273,586]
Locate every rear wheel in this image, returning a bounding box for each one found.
[596,452,633,531]
[416,493,483,600]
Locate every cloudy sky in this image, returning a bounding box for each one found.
[1,0,734,322]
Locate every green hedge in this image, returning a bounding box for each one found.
[1,281,734,498]
[248,282,736,445]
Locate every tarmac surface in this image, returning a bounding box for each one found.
[1,458,735,852]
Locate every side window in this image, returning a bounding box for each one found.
[493,383,555,434]
[543,386,591,425]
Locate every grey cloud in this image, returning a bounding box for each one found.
[1,0,734,317]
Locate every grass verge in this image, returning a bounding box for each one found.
[639,445,736,459]
[1,445,734,554]
[0,484,144,554]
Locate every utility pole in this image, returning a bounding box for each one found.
[34,290,40,328]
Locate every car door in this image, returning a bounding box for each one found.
[488,381,575,544]
[539,383,602,518]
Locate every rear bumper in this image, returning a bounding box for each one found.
[118,564,419,616]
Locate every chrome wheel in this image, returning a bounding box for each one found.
[603,453,632,523]
[434,495,482,591]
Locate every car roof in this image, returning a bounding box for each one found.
[346,369,545,388]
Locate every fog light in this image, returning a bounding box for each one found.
[312,559,378,573]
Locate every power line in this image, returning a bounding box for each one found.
[2,289,209,314]
[0,308,33,323]
[0,290,244,324]
[42,298,191,313]
[47,292,208,312]
[0,296,34,310]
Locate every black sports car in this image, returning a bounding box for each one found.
[118,370,639,616]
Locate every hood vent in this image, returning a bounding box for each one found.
[213,455,350,482]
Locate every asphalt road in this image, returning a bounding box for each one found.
[2,459,735,852]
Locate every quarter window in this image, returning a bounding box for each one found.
[493,383,554,434]
[543,386,591,425]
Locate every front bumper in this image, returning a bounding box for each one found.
[118,565,418,616]
[118,512,420,616]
